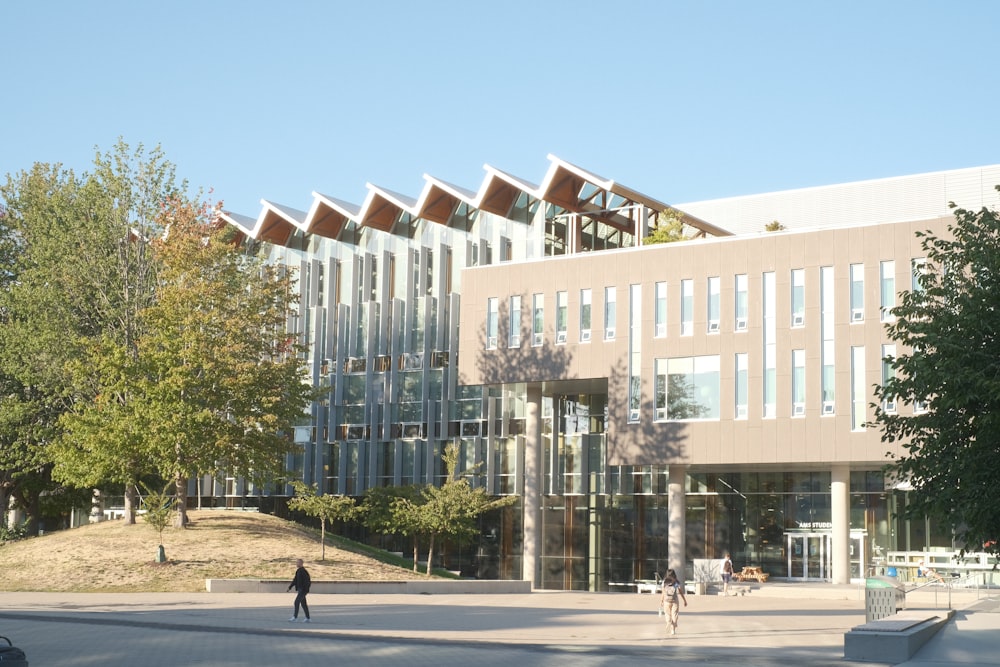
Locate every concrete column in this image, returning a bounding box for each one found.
[832,464,850,584]
[668,464,687,579]
[522,385,543,588]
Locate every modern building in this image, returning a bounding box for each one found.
[220,158,1000,589]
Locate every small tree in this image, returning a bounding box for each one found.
[643,208,687,245]
[361,485,424,571]
[288,481,357,560]
[765,220,786,232]
[400,444,518,576]
[140,484,174,563]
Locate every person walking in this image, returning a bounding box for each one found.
[287,558,312,622]
[721,552,734,596]
[659,569,687,635]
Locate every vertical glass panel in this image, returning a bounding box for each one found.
[851,346,866,430]
[735,274,748,330]
[654,358,667,420]
[791,269,805,326]
[532,293,544,346]
[880,260,895,321]
[763,272,776,418]
[628,284,641,421]
[556,291,568,341]
[486,297,498,349]
[822,340,836,406]
[509,295,522,348]
[881,344,896,413]
[850,263,864,321]
[604,287,616,340]
[680,279,693,336]
[707,276,720,331]
[821,267,835,412]
[792,349,805,415]
[580,288,592,341]
[735,353,748,419]
[911,257,926,292]
[654,281,667,337]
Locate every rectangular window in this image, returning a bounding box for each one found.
[911,257,927,292]
[556,291,568,344]
[532,293,544,346]
[604,287,616,340]
[880,260,896,322]
[851,346,866,430]
[791,269,805,327]
[628,284,642,421]
[509,295,522,348]
[654,281,667,337]
[486,297,498,349]
[735,353,748,419]
[580,289,592,342]
[680,279,694,336]
[763,271,776,418]
[707,276,720,333]
[850,263,864,323]
[655,355,721,420]
[792,349,805,416]
[654,358,668,421]
[735,274,748,331]
[881,344,897,413]
[821,266,835,414]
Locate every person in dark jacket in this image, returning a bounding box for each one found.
[287,558,312,622]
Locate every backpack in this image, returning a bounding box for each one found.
[0,636,28,666]
[662,581,679,602]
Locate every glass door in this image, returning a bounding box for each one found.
[787,533,832,580]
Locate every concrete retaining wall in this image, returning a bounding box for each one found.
[206,579,532,594]
[843,610,954,663]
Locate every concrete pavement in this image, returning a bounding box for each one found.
[0,583,996,666]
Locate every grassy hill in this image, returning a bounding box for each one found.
[0,510,421,592]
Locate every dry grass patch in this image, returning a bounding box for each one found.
[0,510,420,592]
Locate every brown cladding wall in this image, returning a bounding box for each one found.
[458,216,948,470]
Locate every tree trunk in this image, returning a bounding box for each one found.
[124,483,138,525]
[426,534,436,576]
[412,537,419,572]
[320,519,327,561]
[23,490,41,537]
[173,473,189,528]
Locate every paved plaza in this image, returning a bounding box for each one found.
[0,584,996,666]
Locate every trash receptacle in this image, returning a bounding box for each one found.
[865,576,906,622]
[0,635,28,666]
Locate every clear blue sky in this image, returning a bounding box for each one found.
[3,0,998,217]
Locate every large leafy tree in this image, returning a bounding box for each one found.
[57,195,314,527]
[0,142,179,529]
[873,193,1000,557]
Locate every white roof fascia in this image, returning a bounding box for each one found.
[422,174,478,203]
[218,211,257,235]
[481,164,542,197]
[366,184,419,212]
[261,201,310,232]
[309,192,362,219]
